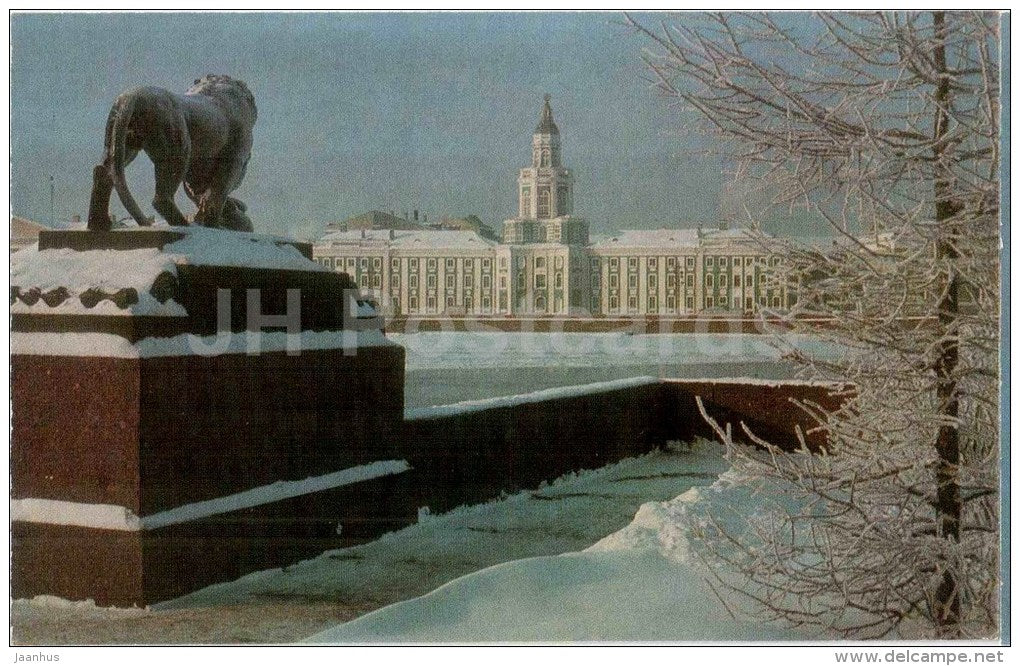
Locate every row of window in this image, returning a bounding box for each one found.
[593,255,779,272]
[600,294,785,313]
[317,255,494,273]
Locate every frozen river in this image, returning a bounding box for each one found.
[394,332,831,409]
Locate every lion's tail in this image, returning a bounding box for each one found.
[105,93,151,227]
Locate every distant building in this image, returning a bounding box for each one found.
[325,210,425,233]
[433,215,499,242]
[10,216,49,254]
[313,96,792,317]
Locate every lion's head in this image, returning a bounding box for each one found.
[186,74,257,121]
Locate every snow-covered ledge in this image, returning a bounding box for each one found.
[405,376,660,420]
[11,459,410,531]
[11,328,398,358]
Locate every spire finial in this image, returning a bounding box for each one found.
[535,94,559,135]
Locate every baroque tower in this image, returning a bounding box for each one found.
[504,95,588,245]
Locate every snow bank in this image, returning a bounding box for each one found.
[405,376,659,420]
[11,328,396,358]
[305,443,806,643]
[12,460,409,531]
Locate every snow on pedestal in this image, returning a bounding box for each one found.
[11,227,410,607]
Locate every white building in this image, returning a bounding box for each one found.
[312,96,792,317]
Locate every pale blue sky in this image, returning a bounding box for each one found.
[12,12,736,239]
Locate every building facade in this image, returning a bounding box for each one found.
[312,97,792,317]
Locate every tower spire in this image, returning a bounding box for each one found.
[535,93,559,135]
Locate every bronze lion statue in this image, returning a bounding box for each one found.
[87,74,258,232]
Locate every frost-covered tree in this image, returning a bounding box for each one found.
[627,11,1001,638]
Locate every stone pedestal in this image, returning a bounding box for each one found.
[11,228,412,606]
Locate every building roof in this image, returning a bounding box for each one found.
[317,229,497,251]
[327,210,424,231]
[590,229,701,249]
[534,94,559,135]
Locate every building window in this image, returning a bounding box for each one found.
[610,274,619,288]
[360,257,369,270]
[391,274,400,288]
[391,257,400,271]
[733,275,740,287]
[720,257,728,268]
[427,274,437,288]
[347,258,356,269]
[483,296,491,310]
[500,276,507,288]
[686,274,694,287]
[409,275,418,289]
[667,295,676,312]
[610,257,619,270]
[535,295,546,312]
[591,258,600,271]
[628,274,637,289]
[482,258,491,271]
[500,257,508,268]
[517,256,526,269]
[360,275,368,288]
[554,255,563,269]
[409,296,418,310]
[446,274,455,289]
[720,295,727,306]
[446,295,455,308]
[609,296,619,311]
[667,257,676,269]
[746,297,754,310]
[628,257,638,270]
[482,275,491,289]
[555,272,563,288]
[535,257,546,269]
[649,274,657,289]
[686,257,695,269]
[773,296,781,307]
[686,296,694,310]
[628,296,637,311]
[668,274,677,287]
[409,257,418,270]
[745,275,753,287]
[648,296,658,312]
[535,274,547,290]
[706,296,714,308]
[706,274,714,288]
[373,257,382,270]
[517,274,526,291]
[706,256,714,267]
[427,258,437,271]
[649,257,657,269]
[538,187,551,217]
[372,274,382,288]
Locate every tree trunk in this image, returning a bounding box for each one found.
[931,9,962,635]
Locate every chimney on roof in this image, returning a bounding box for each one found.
[413,209,419,222]
[389,229,395,240]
